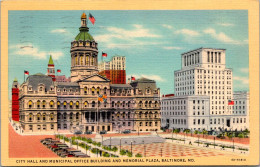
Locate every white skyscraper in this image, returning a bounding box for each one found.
[161,48,248,131]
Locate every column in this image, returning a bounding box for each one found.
[89,112,91,122]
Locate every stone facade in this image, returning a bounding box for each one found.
[15,13,161,134]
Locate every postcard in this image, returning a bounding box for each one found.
[1,0,259,166]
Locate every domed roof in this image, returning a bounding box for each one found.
[75,31,94,41]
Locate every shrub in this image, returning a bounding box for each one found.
[135,153,142,157]
[112,146,118,152]
[127,152,133,157]
[238,133,244,138]
[72,140,77,145]
[97,142,101,147]
[64,137,69,142]
[87,138,93,144]
[91,148,98,154]
[92,141,97,146]
[120,149,126,155]
[102,152,110,157]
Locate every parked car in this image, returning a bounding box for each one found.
[84,131,92,134]
[100,130,107,134]
[74,130,82,135]
[122,130,131,134]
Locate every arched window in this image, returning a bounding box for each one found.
[70,113,73,120]
[149,112,152,118]
[149,122,152,126]
[84,87,87,94]
[139,122,142,126]
[50,113,54,121]
[86,55,89,65]
[29,113,33,121]
[50,101,54,108]
[154,112,158,118]
[64,113,67,120]
[28,100,33,109]
[37,113,41,121]
[145,101,148,107]
[92,101,95,107]
[75,55,78,65]
[92,87,95,94]
[76,101,79,109]
[76,113,79,120]
[42,100,46,108]
[63,101,67,108]
[37,100,40,108]
[84,101,88,107]
[149,101,152,107]
[139,101,143,107]
[117,101,120,108]
[80,55,83,65]
[57,101,60,108]
[128,101,131,108]
[122,101,125,108]
[57,113,61,120]
[155,101,158,107]
[43,113,46,121]
[104,87,107,95]
[97,87,100,95]
[70,101,73,109]
[91,56,94,65]
[145,112,148,118]
[112,101,115,108]
[139,112,142,118]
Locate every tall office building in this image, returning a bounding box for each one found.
[161,48,248,131]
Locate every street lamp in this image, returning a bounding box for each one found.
[143,140,146,157]
[138,126,140,136]
[120,138,122,152]
[131,141,133,156]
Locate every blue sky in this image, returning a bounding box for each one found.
[8,10,249,98]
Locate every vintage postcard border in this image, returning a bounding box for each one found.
[1,0,259,166]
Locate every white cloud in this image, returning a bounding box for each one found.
[51,29,68,33]
[203,28,242,44]
[95,24,160,43]
[240,68,249,73]
[175,29,200,37]
[163,46,183,50]
[127,74,166,82]
[218,23,234,27]
[48,52,64,60]
[162,24,173,29]
[10,43,63,60]
[233,76,249,85]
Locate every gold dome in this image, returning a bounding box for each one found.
[81,12,86,19]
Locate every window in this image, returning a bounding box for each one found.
[63,101,67,109]
[193,119,196,125]
[92,101,95,107]
[37,125,41,130]
[64,113,67,120]
[50,101,54,108]
[37,100,40,108]
[92,87,95,94]
[80,55,83,65]
[70,113,73,120]
[29,113,33,121]
[51,124,54,130]
[104,87,107,94]
[84,101,88,107]
[50,113,54,121]
[97,87,100,94]
[28,100,33,109]
[84,87,87,94]
[37,113,41,121]
[76,113,79,120]
[76,101,79,109]
[64,124,67,129]
[75,56,78,65]
[29,125,33,130]
[57,101,60,108]
[43,113,46,121]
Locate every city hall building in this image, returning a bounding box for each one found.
[12,13,161,134]
[161,48,249,132]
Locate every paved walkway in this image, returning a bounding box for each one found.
[9,124,58,158]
